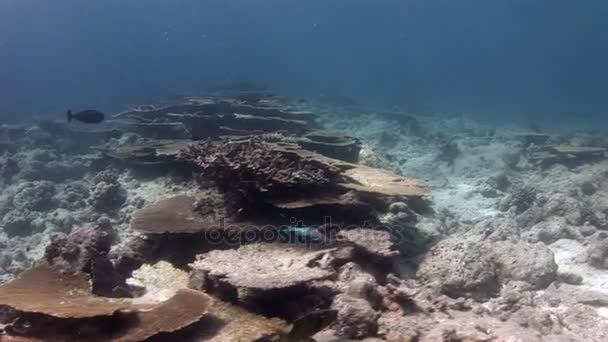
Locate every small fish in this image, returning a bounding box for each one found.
[67,109,105,124]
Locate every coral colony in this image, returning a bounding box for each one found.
[1,91,608,340]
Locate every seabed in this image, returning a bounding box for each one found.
[1,91,608,341]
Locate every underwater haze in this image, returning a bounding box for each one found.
[5,1,608,340]
[1,0,608,126]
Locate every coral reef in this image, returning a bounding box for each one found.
[2,93,608,341]
[88,170,127,211]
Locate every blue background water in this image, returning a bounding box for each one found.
[1,0,607,126]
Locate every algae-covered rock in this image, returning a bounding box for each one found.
[331,294,380,339]
[488,240,557,289]
[417,238,499,300]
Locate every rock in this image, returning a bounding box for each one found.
[1,209,39,237]
[577,222,597,237]
[488,240,557,289]
[543,193,585,226]
[331,294,380,339]
[337,228,399,260]
[515,205,544,228]
[48,208,76,233]
[527,309,562,335]
[524,217,583,244]
[17,149,87,182]
[581,181,598,196]
[382,201,417,224]
[467,218,520,242]
[54,182,89,210]
[586,231,608,269]
[486,172,511,192]
[437,138,460,165]
[416,238,499,300]
[559,304,608,341]
[588,193,608,230]
[95,215,115,238]
[0,156,19,181]
[338,262,378,301]
[541,283,608,307]
[557,272,583,285]
[502,186,537,214]
[12,181,56,211]
[88,172,127,211]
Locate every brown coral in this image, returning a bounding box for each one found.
[180,138,341,196]
[131,195,224,234]
[0,265,211,341]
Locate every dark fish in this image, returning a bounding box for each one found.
[67,109,105,124]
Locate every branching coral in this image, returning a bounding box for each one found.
[180,138,341,196]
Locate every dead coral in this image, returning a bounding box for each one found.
[88,171,127,211]
[43,227,130,297]
[501,185,537,214]
[115,96,318,139]
[180,138,341,196]
[488,240,557,289]
[339,164,426,198]
[528,145,607,168]
[1,209,39,237]
[190,243,335,293]
[44,227,111,274]
[331,293,380,339]
[416,238,499,300]
[337,229,399,260]
[180,136,426,200]
[12,181,56,211]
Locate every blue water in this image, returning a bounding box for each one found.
[1,0,607,126]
